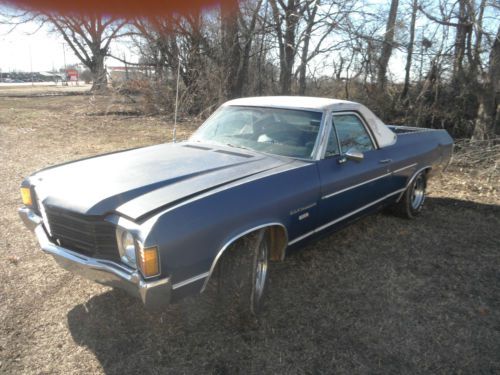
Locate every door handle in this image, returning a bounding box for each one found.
[379,159,392,164]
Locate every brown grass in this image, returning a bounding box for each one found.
[0,87,499,374]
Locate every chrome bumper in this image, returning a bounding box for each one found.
[18,207,171,310]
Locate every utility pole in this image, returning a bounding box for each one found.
[29,44,33,86]
[62,42,67,86]
[62,42,66,69]
[173,61,180,143]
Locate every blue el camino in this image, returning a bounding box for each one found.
[19,96,453,316]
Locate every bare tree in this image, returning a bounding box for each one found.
[269,0,307,94]
[401,0,418,100]
[3,10,126,91]
[221,0,263,98]
[377,0,399,91]
[473,26,500,139]
[48,14,126,91]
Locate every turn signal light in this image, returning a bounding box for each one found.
[21,187,32,206]
[138,246,160,278]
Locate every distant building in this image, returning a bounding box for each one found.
[108,66,150,82]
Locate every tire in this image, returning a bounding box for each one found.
[393,171,427,219]
[217,229,270,320]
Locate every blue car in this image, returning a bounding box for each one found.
[19,96,453,316]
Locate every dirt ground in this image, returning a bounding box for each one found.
[0,88,499,374]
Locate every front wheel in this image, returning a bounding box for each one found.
[217,229,270,319]
[392,171,427,219]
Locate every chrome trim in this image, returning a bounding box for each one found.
[289,188,405,245]
[200,222,288,293]
[318,111,335,160]
[18,206,42,232]
[36,193,52,236]
[393,163,417,174]
[290,202,317,215]
[312,110,330,161]
[322,172,392,200]
[396,166,431,202]
[299,212,309,220]
[19,208,171,310]
[344,148,365,162]
[172,272,210,290]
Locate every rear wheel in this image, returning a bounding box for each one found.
[393,171,427,218]
[217,229,270,320]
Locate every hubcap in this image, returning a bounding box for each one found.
[410,174,425,210]
[254,239,268,302]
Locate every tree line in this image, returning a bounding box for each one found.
[4,0,499,139]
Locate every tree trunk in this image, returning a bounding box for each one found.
[221,2,242,99]
[298,2,318,95]
[401,0,417,100]
[453,0,468,83]
[232,0,262,98]
[270,0,299,95]
[90,51,107,91]
[472,26,500,140]
[281,5,296,95]
[377,0,399,91]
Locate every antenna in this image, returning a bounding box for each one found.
[173,61,180,142]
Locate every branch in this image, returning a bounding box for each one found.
[418,5,473,28]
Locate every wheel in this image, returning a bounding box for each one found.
[217,229,269,320]
[393,171,427,218]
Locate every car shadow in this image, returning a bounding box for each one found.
[67,197,500,374]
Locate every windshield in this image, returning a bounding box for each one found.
[190,106,323,159]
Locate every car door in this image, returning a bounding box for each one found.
[316,112,395,228]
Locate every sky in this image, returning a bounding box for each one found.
[0,21,77,73]
[0,16,133,73]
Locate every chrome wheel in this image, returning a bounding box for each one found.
[254,238,268,303]
[410,174,425,210]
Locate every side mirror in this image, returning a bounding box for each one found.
[339,148,364,164]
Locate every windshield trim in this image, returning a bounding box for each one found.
[190,105,326,161]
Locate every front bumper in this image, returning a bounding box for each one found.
[18,207,171,310]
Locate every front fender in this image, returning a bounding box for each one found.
[146,161,319,294]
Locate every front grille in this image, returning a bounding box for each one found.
[44,206,120,262]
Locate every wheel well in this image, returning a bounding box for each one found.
[407,166,432,189]
[200,224,288,293]
[267,225,288,261]
[422,167,432,187]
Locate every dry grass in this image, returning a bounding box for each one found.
[0,87,499,374]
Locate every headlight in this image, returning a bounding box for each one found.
[122,231,137,265]
[115,224,160,278]
[117,229,137,268]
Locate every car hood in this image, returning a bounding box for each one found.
[31,142,289,220]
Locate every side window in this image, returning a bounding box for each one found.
[325,122,340,157]
[333,114,374,153]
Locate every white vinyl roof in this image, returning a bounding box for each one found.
[224,96,397,148]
